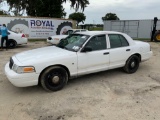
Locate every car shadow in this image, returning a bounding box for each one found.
[9,68,124,95]
[67,68,124,87]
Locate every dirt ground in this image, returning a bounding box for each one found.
[0,41,160,120]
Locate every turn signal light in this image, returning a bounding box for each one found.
[23,67,35,72]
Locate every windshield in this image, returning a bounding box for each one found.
[57,34,90,52]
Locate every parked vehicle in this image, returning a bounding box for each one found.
[47,29,88,45]
[5,31,152,91]
[0,30,28,48]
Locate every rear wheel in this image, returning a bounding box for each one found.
[123,55,140,74]
[40,66,68,91]
[153,31,160,42]
[8,40,17,49]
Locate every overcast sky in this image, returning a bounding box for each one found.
[63,0,160,24]
[1,0,160,24]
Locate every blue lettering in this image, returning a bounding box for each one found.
[30,20,55,28]
[30,20,35,26]
[42,21,46,26]
[46,21,50,26]
[51,21,54,27]
[36,20,42,26]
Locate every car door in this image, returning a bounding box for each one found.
[107,34,132,69]
[77,34,110,75]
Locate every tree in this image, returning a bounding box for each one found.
[5,0,89,18]
[102,13,120,21]
[63,0,89,11]
[6,0,66,17]
[0,10,10,15]
[69,12,86,27]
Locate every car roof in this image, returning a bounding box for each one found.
[69,29,88,31]
[75,31,124,36]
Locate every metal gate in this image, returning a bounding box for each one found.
[110,21,139,38]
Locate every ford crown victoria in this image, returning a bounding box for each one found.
[5,31,152,91]
[47,29,88,45]
[0,30,28,49]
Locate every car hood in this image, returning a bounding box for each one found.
[15,46,75,64]
[50,35,68,39]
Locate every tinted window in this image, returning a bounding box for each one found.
[108,34,129,48]
[85,35,106,51]
[119,35,129,46]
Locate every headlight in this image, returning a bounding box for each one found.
[54,38,59,40]
[12,64,35,74]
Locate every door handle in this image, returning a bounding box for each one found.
[126,49,130,51]
[103,52,109,55]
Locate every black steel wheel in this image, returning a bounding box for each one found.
[8,40,16,49]
[40,66,68,91]
[123,55,140,74]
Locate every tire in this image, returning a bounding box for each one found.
[40,66,68,91]
[8,40,17,49]
[56,21,72,35]
[153,31,160,42]
[7,19,28,31]
[123,55,140,74]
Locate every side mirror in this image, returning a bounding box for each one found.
[81,46,92,52]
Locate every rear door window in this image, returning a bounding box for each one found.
[108,34,129,48]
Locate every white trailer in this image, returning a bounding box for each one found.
[0,16,75,39]
[103,19,160,39]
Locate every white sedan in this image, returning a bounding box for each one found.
[0,30,28,48]
[47,29,88,45]
[5,31,152,91]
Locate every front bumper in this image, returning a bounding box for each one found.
[5,62,39,87]
[47,38,60,45]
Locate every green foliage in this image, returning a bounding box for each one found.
[63,0,89,11]
[102,13,120,21]
[69,12,86,26]
[0,10,10,15]
[6,0,89,18]
[6,0,66,18]
[28,39,46,42]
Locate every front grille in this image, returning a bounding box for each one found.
[9,57,14,69]
[48,37,52,40]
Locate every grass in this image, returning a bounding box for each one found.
[89,27,103,31]
[134,38,150,40]
[28,39,46,42]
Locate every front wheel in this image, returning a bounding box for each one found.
[40,66,68,91]
[123,55,140,74]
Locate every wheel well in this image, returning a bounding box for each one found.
[8,39,17,44]
[38,65,70,85]
[131,53,141,62]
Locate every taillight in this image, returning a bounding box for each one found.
[21,34,25,38]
